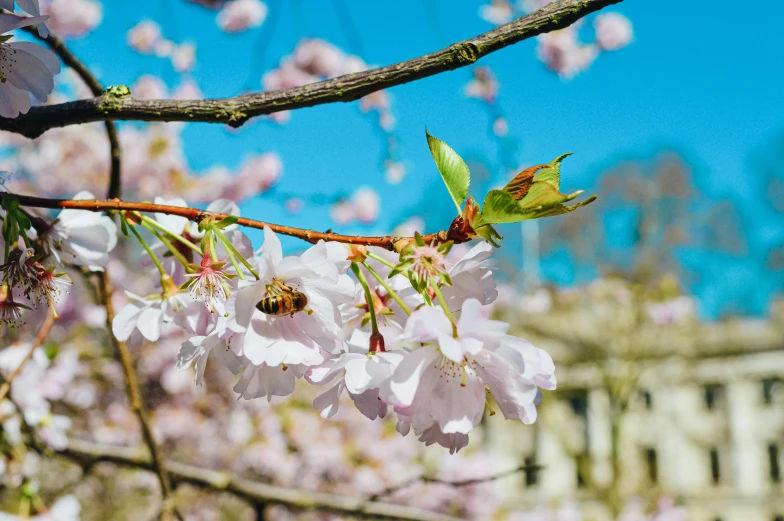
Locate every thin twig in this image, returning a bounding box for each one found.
[22,27,123,198]
[97,272,181,521]
[3,0,622,138]
[0,310,56,402]
[55,438,465,521]
[2,193,455,250]
[368,463,542,501]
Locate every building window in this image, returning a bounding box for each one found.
[645,448,658,484]
[640,390,653,409]
[769,443,781,483]
[763,378,781,405]
[523,456,539,487]
[704,384,725,410]
[709,448,721,484]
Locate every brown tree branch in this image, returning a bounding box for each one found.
[56,438,465,521]
[22,27,123,198]
[3,0,622,138]
[2,192,456,250]
[0,310,56,403]
[97,273,182,521]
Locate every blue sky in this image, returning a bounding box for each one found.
[57,0,784,317]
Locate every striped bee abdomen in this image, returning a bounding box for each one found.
[256,291,308,316]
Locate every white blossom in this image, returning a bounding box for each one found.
[0,13,60,118]
[40,191,117,271]
[381,299,556,450]
[217,0,267,33]
[226,227,355,366]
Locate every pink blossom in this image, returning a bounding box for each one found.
[594,12,633,50]
[171,42,196,73]
[42,0,102,38]
[385,161,406,184]
[351,187,380,224]
[132,74,168,100]
[127,20,162,53]
[536,24,598,79]
[294,39,345,78]
[172,78,203,100]
[217,0,267,33]
[479,0,514,25]
[234,152,283,195]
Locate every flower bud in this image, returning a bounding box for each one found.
[369,330,385,353]
[346,244,367,263]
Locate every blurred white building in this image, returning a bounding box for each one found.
[489,287,784,521]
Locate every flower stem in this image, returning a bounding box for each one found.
[208,231,219,263]
[351,262,379,335]
[218,235,246,281]
[140,214,202,255]
[430,278,457,337]
[214,230,259,279]
[141,221,191,271]
[367,251,396,270]
[362,261,411,316]
[126,218,166,277]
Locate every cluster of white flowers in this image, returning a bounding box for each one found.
[0,191,116,330]
[78,199,560,452]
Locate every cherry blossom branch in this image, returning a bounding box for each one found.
[22,27,123,198]
[3,193,455,250]
[0,310,55,403]
[96,273,182,521]
[3,0,622,138]
[54,438,465,521]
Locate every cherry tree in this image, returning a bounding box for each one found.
[0,1,646,520]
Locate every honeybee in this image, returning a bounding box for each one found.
[256,283,309,317]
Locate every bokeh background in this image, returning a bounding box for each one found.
[1,1,783,521]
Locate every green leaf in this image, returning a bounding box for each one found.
[479,189,527,224]
[534,152,572,189]
[215,215,239,229]
[426,128,470,214]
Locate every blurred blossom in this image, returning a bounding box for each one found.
[479,0,514,25]
[171,42,197,72]
[536,23,598,79]
[351,186,380,224]
[127,19,162,53]
[294,39,346,78]
[519,0,551,12]
[330,200,355,225]
[233,152,283,196]
[385,161,406,184]
[285,198,303,214]
[42,0,102,38]
[132,74,168,100]
[153,38,175,58]
[493,117,509,137]
[464,66,498,103]
[594,12,633,50]
[217,0,267,33]
[172,78,204,100]
[392,216,424,237]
